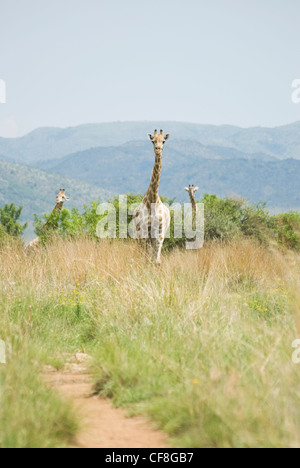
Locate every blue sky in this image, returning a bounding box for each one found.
[0,0,300,137]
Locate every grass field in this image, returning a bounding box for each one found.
[0,237,300,448]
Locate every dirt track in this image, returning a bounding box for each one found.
[44,355,169,449]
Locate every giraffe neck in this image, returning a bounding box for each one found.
[144,152,162,205]
[189,192,197,234]
[189,193,197,213]
[41,201,64,233]
[54,201,64,212]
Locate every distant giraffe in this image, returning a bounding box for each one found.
[185,185,199,227]
[185,185,199,242]
[133,130,170,265]
[25,189,70,251]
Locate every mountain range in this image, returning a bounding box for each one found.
[1,120,300,164]
[37,142,300,211]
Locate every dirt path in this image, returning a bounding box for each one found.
[44,354,169,449]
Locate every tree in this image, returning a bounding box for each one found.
[0,203,27,237]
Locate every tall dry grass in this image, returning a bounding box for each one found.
[0,237,300,447]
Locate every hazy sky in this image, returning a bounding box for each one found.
[0,0,300,137]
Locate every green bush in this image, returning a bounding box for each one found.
[239,201,274,243]
[201,194,243,241]
[34,208,83,243]
[33,194,184,249]
[200,194,300,250]
[273,212,300,250]
[200,194,276,244]
[33,201,105,243]
[0,203,27,238]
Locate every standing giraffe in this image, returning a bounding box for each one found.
[185,185,199,240]
[133,129,170,265]
[185,185,199,225]
[25,189,70,251]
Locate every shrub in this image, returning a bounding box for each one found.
[33,194,184,249]
[201,194,243,241]
[273,212,300,250]
[0,203,27,238]
[239,201,274,244]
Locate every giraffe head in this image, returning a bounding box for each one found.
[185,185,199,198]
[56,189,70,204]
[148,129,170,155]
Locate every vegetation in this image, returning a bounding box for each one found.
[275,212,300,250]
[0,237,299,448]
[33,194,300,251]
[0,224,8,244]
[0,203,27,238]
[0,345,78,448]
[1,194,300,447]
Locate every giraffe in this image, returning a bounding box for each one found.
[185,185,199,222]
[25,189,70,251]
[133,129,170,265]
[185,185,199,238]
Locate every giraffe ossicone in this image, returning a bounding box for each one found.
[133,130,170,265]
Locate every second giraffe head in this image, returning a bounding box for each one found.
[148,129,170,155]
[56,189,70,204]
[185,185,199,198]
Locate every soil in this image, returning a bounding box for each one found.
[44,354,169,449]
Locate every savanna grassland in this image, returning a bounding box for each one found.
[0,237,300,448]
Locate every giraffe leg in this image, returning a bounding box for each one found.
[137,238,147,249]
[153,220,165,265]
[141,238,152,255]
[153,237,164,265]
